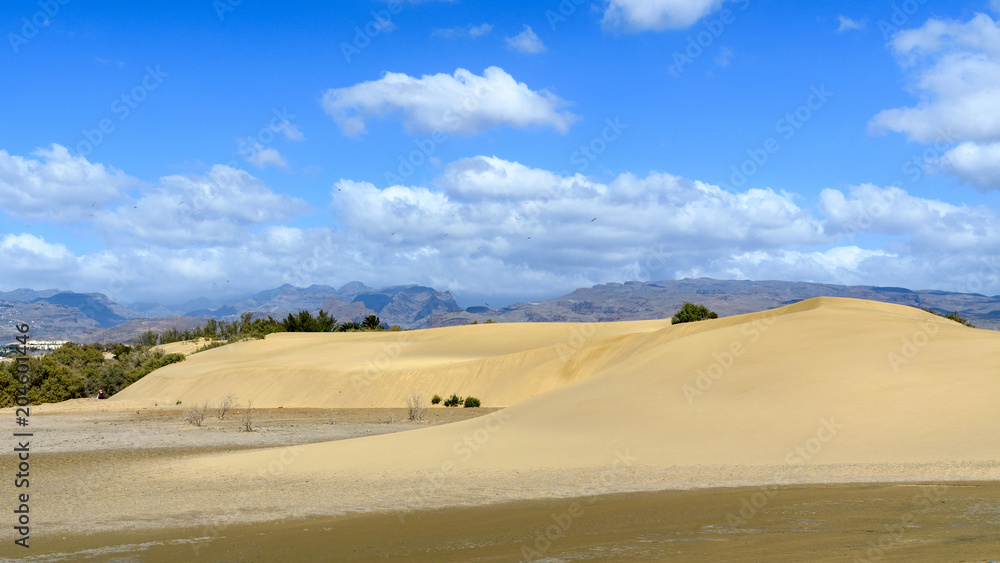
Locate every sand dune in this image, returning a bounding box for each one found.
[113,318,670,408]
[183,297,1000,476]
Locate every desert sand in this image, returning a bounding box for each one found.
[5,297,1000,561]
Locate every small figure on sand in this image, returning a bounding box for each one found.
[97,389,106,399]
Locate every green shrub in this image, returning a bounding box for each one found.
[922,308,975,328]
[442,393,463,407]
[193,340,228,354]
[671,302,718,325]
[0,343,185,407]
[463,396,481,408]
[431,394,441,405]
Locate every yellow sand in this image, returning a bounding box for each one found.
[119,297,1000,474]
[115,319,668,407]
[151,337,216,356]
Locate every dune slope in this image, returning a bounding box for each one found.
[189,297,1000,474]
[113,318,671,408]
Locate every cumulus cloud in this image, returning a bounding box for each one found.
[324,158,1000,300]
[332,155,826,275]
[940,141,1000,190]
[0,144,140,223]
[5,149,1000,304]
[870,14,1000,143]
[837,16,865,33]
[98,165,310,246]
[602,0,726,32]
[275,121,304,141]
[0,233,76,269]
[322,67,577,136]
[244,145,288,169]
[505,25,546,54]
[870,13,1000,189]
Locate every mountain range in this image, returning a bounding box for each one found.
[2,278,998,343]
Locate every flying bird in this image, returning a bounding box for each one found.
[591,217,596,222]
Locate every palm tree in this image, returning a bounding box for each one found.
[362,314,382,330]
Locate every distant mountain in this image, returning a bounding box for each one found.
[425,278,1000,330]
[0,288,62,302]
[3,278,998,344]
[31,292,131,328]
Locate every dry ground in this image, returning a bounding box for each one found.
[3,402,999,562]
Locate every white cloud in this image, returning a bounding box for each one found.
[870,13,1000,143]
[819,183,1000,252]
[0,144,140,223]
[837,16,865,33]
[4,150,1000,304]
[321,67,577,136]
[98,165,310,246]
[332,156,827,272]
[870,13,1000,189]
[1,233,75,264]
[323,159,1000,300]
[275,121,304,141]
[940,141,1000,189]
[469,23,493,37]
[432,23,492,39]
[244,145,288,169]
[505,25,546,54]
[603,0,726,32]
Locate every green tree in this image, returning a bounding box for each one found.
[671,302,718,325]
[282,309,337,332]
[362,315,382,330]
[134,330,159,347]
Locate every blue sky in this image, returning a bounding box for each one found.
[2,0,1000,308]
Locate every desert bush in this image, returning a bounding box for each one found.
[430,394,442,405]
[185,402,209,426]
[922,308,975,327]
[671,302,718,325]
[406,393,426,421]
[216,394,235,419]
[463,396,481,408]
[442,393,463,407]
[239,401,256,432]
[193,340,228,354]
